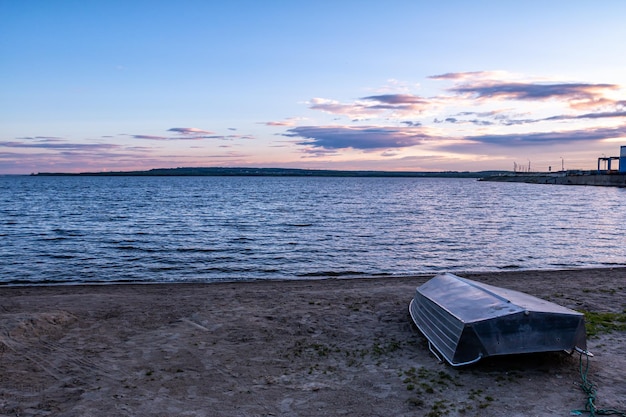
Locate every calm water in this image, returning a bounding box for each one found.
[1,176,625,284]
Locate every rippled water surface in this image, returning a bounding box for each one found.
[1,176,625,284]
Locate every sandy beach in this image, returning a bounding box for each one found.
[1,268,625,417]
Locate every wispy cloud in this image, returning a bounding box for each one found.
[131,135,170,140]
[263,119,297,127]
[431,71,620,111]
[0,134,256,173]
[429,71,503,81]
[167,127,213,135]
[449,81,617,102]
[434,117,496,126]
[0,137,156,173]
[360,94,429,105]
[544,110,626,122]
[298,147,341,158]
[308,98,382,118]
[464,125,626,147]
[220,134,255,140]
[0,140,120,151]
[17,136,65,142]
[308,94,432,119]
[432,107,626,127]
[400,121,422,127]
[359,94,431,115]
[126,128,254,141]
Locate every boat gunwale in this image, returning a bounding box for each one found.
[409,298,483,366]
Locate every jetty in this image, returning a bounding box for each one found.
[481,145,626,187]
[479,171,626,187]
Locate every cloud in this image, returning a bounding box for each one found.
[434,107,626,127]
[167,127,214,135]
[464,125,626,147]
[308,98,381,117]
[1,128,259,174]
[429,71,501,81]
[305,73,624,136]
[400,121,422,127]
[285,125,431,150]
[359,94,431,114]
[264,121,296,127]
[360,94,428,105]
[428,71,623,114]
[0,140,120,151]
[17,136,65,142]
[262,117,306,127]
[308,94,431,119]
[457,110,506,118]
[459,109,626,126]
[449,81,618,102]
[131,135,170,140]
[126,133,202,141]
[433,115,512,126]
[221,134,255,140]
[128,127,253,141]
[299,147,341,158]
[0,139,150,173]
[544,110,626,122]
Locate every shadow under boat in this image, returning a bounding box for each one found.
[408,272,589,366]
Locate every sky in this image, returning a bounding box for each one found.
[2,1,626,174]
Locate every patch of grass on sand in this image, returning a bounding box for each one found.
[583,310,626,337]
[402,367,485,415]
[371,338,402,357]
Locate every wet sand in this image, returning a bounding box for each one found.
[1,268,625,416]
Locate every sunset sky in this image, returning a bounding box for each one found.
[2,1,626,174]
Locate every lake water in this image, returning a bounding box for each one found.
[1,175,625,284]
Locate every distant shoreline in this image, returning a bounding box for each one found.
[21,168,626,187]
[32,167,505,178]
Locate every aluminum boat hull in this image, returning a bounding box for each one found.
[409,273,587,366]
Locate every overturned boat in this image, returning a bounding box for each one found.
[409,273,588,366]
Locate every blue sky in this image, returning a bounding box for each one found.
[2,1,626,174]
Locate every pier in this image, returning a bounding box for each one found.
[481,145,626,187]
[480,171,626,187]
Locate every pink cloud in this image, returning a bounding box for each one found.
[167,127,214,135]
[309,95,431,118]
[132,135,169,140]
[449,82,618,103]
[264,121,295,127]
[429,71,500,80]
